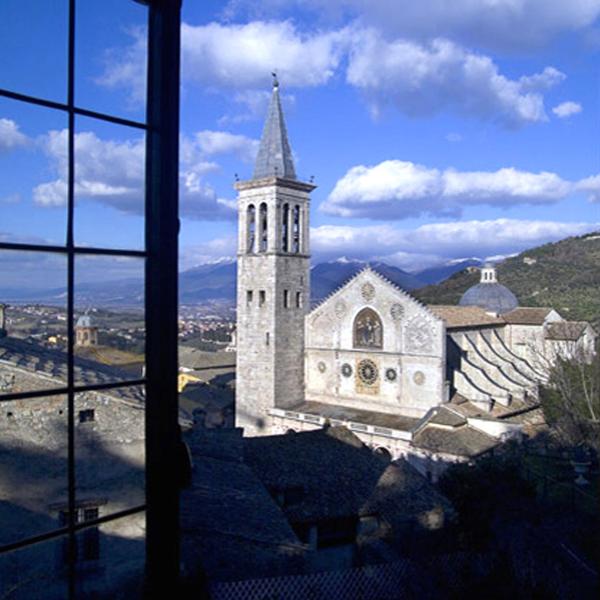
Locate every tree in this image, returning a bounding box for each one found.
[540,350,600,450]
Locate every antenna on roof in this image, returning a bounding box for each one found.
[271,71,279,88]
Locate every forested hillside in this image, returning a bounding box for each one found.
[414,232,600,328]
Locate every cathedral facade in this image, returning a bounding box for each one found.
[235,82,596,478]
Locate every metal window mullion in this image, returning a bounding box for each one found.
[0,88,147,131]
[66,0,77,592]
[0,504,146,555]
[0,378,147,403]
[0,241,147,257]
[144,0,182,592]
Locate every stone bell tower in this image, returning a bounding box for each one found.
[235,76,315,436]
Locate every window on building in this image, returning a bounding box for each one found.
[282,203,289,251]
[284,290,289,308]
[78,409,95,423]
[292,205,300,253]
[265,332,270,346]
[259,290,266,306]
[247,204,256,253]
[259,203,268,252]
[296,291,302,308]
[247,290,253,305]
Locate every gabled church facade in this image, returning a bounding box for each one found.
[235,81,596,479]
[304,268,446,419]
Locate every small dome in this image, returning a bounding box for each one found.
[76,315,94,328]
[459,265,518,314]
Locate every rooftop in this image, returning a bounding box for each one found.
[412,424,498,458]
[545,321,588,341]
[0,336,143,404]
[243,426,451,525]
[502,307,554,325]
[428,305,505,329]
[292,400,420,432]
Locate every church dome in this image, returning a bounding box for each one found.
[459,265,518,314]
[76,314,94,328]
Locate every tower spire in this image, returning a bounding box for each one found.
[253,75,297,180]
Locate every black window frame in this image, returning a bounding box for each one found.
[0,0,182,595]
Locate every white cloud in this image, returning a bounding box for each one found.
[346,33,563,126]
[194,130,259,163]
[445,133,463,143]
[96,20,566,128]
[323,160,573,219]
[34,129,238,221]
[576,174,600,202]
[552,100,583,118]
[95,27,147,104]
[0,118,29,151]
[310,219,600,270]
[225,1,600,50]
[181,21,346,90]
[180,236,237,270]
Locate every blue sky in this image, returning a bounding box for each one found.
[1,0,600,288]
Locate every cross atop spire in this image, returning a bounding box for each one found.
[253,75,297,180]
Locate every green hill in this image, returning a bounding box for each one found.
[414,232,600,329]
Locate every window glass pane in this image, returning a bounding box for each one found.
[0,98,68,247]
[75,0,148,122]
[74,117,145,251]
[0,0,68,103]
[74,256,145,386]
[0,251,68,396]
[0,394,67,545]
[0,535,68,599]
[75,386,145,514]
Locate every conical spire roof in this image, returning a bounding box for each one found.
[253,76,297,180]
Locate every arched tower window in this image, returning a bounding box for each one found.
[281,203,289,251]
[247,204,256,253]
[353,307,383,349]
[259,203,268,252]
[292,205,300,253]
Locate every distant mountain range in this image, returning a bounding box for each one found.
[0,256,482,307]
[414,232,600,328]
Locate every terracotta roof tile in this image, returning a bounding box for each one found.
[502,307,554,325]
[545,321,588,341]
[427,305,504,328]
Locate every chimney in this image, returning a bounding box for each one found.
[0,304,6,338]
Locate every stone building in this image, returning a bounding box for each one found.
[0,332,146,596]
[235,82,596,480]
[75,313,99,347]
[235,76,314,436]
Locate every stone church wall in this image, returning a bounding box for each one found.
[305,271,445,418]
